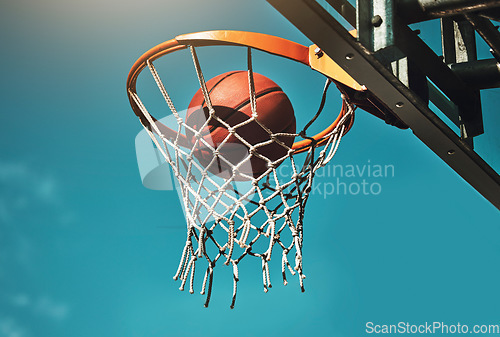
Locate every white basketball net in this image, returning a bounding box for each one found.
[129,46,355,308]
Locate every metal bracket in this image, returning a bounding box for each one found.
[441,17,484,143]
[357,0,429,104]
[267,0,500,209]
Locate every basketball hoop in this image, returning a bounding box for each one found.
[126,31,362,308]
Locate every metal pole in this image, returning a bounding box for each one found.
[464,13,500,62]
[325,0,357,27]
[397,0,500,23]
[441,17,483,142]
[450,58,500,89]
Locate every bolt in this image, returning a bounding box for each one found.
[314,47,323,58]
[372,15,383,27]
[447,149,455,155]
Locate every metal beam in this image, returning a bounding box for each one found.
[357,0,396,52]
[427,81,460,126]
[479,7,500,21]
[464,13,500,62]
[441,17,483,142]
[325,0,357,27]
[394,22,482,138]
[397,0,500,23]
[267,0,500,210]
[357,0,430,106]
[450,58,500,89]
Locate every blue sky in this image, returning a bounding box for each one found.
[1,1,499,336]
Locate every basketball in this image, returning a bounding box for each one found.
[186,71,296,178]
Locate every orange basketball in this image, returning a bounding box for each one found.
[186,71,296,179]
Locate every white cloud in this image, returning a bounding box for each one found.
[34,177,58,204]
[0,162,72,334]
[33,296,70,321]
[0,160,76,231]
[0,317,29,337]
[0,161,61,210]
[0,161,70,276]
[9,294,70,322]
[10,294,30,308]
[0,297,71,337]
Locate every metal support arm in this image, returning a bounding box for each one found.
[397,0,500,23]
[464,13,500,62]
[267,0,500,209]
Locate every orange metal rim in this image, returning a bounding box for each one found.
[126,30,353,153]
